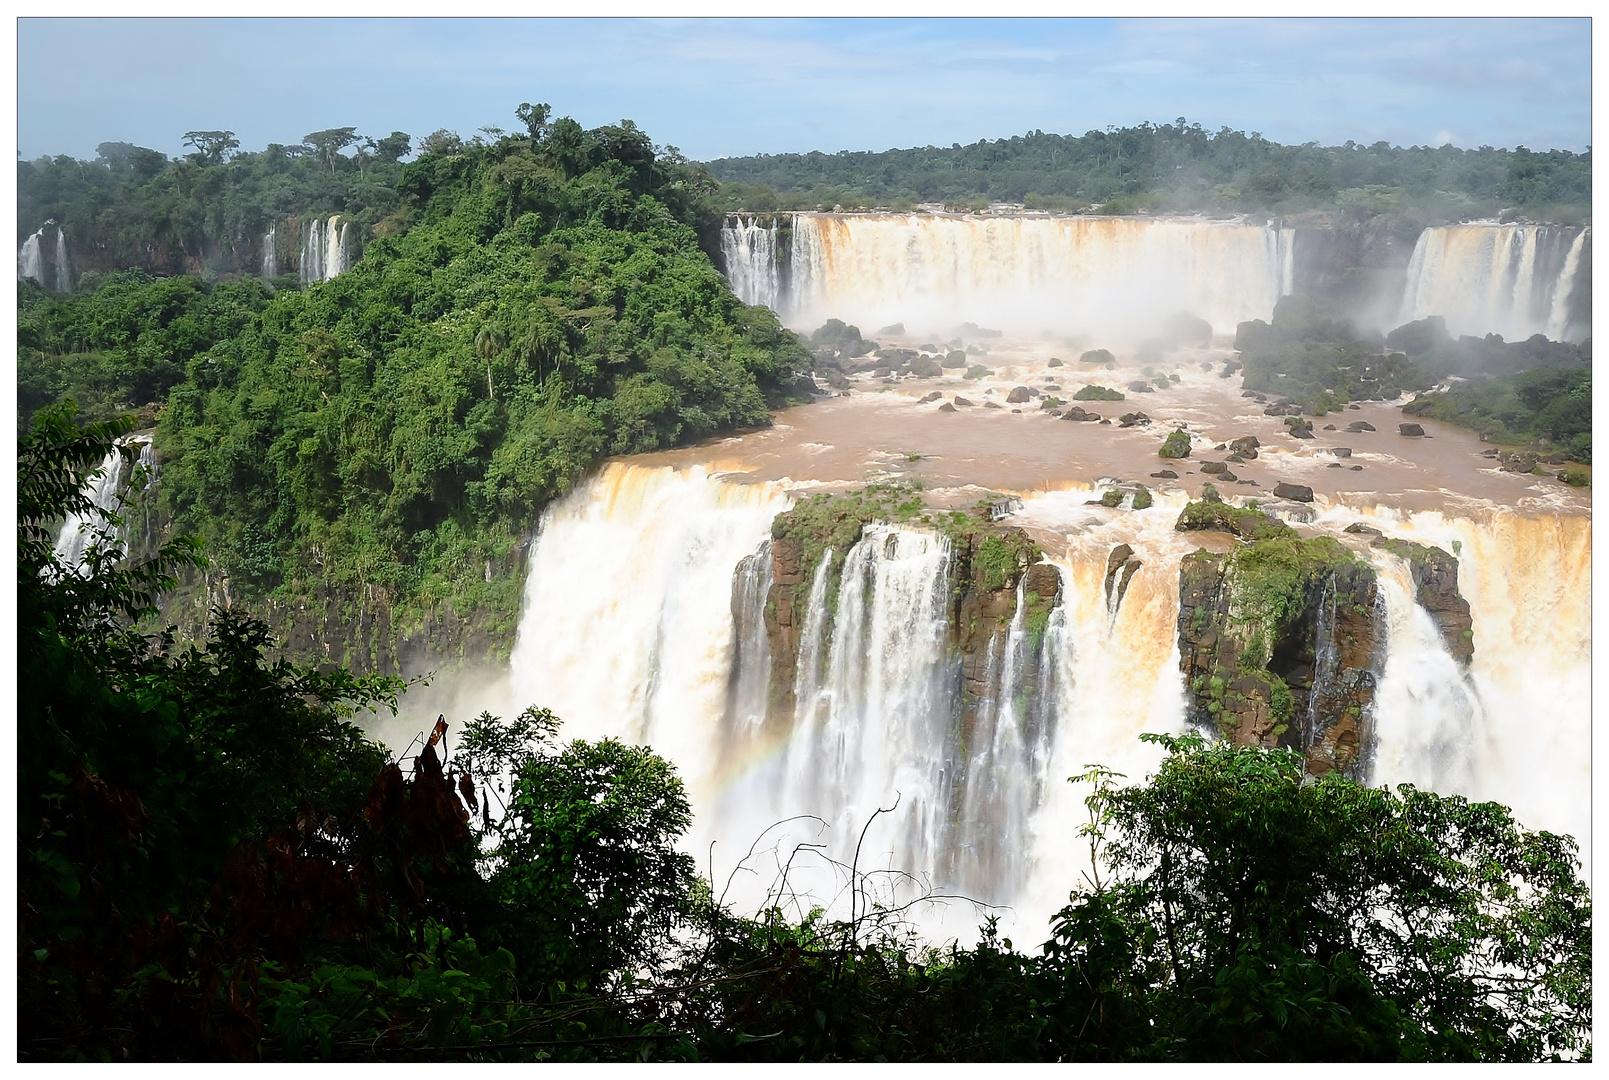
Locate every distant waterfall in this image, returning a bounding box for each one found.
[1399,223,1591,342]
[53,226,72,293]
[18,223,73,292]
[719,212,1295,339]
[299,215,350,285]
[18,229,44,286]
[261,224,278,279]
[53,436,154,572]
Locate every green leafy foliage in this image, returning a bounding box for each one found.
[706,120,1590,223]
[134,113,809,635]
[1403,364,1590,459]
[18,271,274,431]
[1073,383,1124,401]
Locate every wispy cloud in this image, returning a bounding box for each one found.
[17,17,1589,162]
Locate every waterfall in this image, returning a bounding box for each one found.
[1545,230,1588,341]
[720,212,1294,338]
[501,467,1588,937]
[300,215,350,284]
[1399,223,1592,342]
[53,436,154,572]
[53,226,72,293]
[18,228,45,286]
[1333,505,1591,862]
[777,525,957,892]
[261,224,278,279]
[953,575,1061,895]
[720,214,784,311]
[723,539,775,738]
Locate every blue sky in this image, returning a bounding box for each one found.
[17,17,1592,163]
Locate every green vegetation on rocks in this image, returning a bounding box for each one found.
[1073,384,1124,401]
[1159,429,1192,458]
[1176,496,1297,541]
[1079,348,1116,367]
[1402,364,1590,460]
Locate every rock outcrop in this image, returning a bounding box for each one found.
[1176,523,1382,778]
[1370,537,1474,664]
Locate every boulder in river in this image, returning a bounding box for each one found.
[1007,386,1034,403]
[954,396,975,407]
[918,390,943,404]
[1229,435,1261,458]
[1346,420,1376,432]
[1398,423,1425,437]
[938,402,956,412]
[1273,481,1315,502]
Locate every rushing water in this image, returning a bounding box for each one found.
[53,437,154,572]
[498,455,1589,937]
[300,215,350,284]
[1399,223,1591,342]
[722,213,1294,340]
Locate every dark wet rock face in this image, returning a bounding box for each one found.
[1176,528,1382,778]
[1104,544,1143,611]
[1399,423,1425,437]
[1172,498,1476,779]
[1273,482,1315,502]
[1346,420,1376,432]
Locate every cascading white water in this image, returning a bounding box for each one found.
[1336,505,1592,859]
[53,226,72,293]
[505,462,793,817]
[776,525,956,894]
[1399,223,1591,342]
[18,228,45,286]
[261,224,278,279]
[299,215,349,284]
[723,540,774,738]
[721,213,1294,339]
[53,436,153,572]
[501,465,1589,938]
[720,215,783,312]
[1368,557,1481,793]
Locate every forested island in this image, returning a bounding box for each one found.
[17,107,1593,1061]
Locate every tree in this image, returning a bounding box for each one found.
[1044,733,1591,1061]
[515,101,552,140]
[302,126,360,172]
[459,709,697,992]
[182,130,239,165]
[418,128,463,156]
[373,130,411,163]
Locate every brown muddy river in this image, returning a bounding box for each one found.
[634,336,1590,518]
